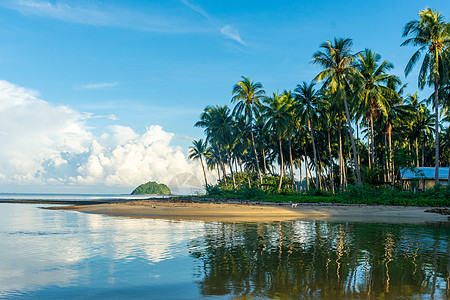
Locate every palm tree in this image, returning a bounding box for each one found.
[355,48,397,168]
[294,81,323,189]
[232,76,266,186]
[195,105,235,189]
[312,37,362,186]
[402,7,450,185]
[261,92,291,191]
[281,90,297,191]
[381,78,415,184]
[189,139,212,187]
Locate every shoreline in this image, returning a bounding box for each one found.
[43,197,450,224]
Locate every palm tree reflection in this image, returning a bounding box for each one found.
[190,221,450,299]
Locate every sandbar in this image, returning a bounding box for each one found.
[46,198,450,224]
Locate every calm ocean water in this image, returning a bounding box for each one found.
[0,199,449,299]
[0,193,166,201]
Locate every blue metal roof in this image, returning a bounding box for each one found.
[401,167,449,180]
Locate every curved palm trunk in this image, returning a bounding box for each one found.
[199,157,208,187]
[288,136,296,191]
[343,95,362,186]
[308,118,321,190]
[250,130,263,186]
[278,138,284,191]
[434,79,439,186]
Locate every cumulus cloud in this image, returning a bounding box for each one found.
[220,25,246,45]
[0,80,213,193]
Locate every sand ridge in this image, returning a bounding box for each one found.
[46,198,450,224]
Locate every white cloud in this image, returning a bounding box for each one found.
[181,0,212,22]
[220,25,246,45]
[82,82,118,89]
[0,80,214,193]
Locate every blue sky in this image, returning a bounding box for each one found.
[0,0,448,193]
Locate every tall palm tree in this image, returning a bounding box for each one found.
[382,78,415,184]
[261,92,291,191]
[355,48,397,168]
[294,81,323,189]
[189,139,212,187]
[195,105,235,189]
[312,37,362,186]
[281,90,297,191]
[402,7,450,185]
[232,76,266,186]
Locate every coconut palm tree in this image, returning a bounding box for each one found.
[354,48,398,168]
[294,81,323,189]
[195,105,236,189]
[189,139,212,187]
[402,7,450,185]
[261,92,291,191]
[281,90,297,191]
[232,76,266,186]
[381,78,415,184]
[312,37,362,186]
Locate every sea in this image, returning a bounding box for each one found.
[0,193,449,299]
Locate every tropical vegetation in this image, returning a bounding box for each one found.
[189,7,450,201]
[131,181,171,195]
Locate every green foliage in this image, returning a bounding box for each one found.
[200,181,450,207]
[131,181,171,195]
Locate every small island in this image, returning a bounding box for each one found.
[131,181,171,195]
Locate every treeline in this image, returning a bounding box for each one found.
[189,8,450,193]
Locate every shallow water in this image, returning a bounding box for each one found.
[0,202,449,299]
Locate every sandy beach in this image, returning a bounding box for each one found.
[46,198,450,224]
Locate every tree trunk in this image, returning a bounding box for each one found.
[328,127,335,193]
[278,138,284,191]
[422,139,425,167]
[415,138,419,167]
[434,78,439,186]
[367,119,371,169]
[308,117,321,190]
[344,122,357,185]
[244,154,251,188]
[343,95,362,186]
[338,117,343,191]
[262,147,267,175]
[227,152,236,190]
[216,165,221,182]
[370,112,375,167]
[388,124,394,186]
[304,150,309,191]
[250,130,263,186]
[288,136,296,191]
[297,160,303,192]
[356,120,361,167]
[200,157,208,187]
[217,145,228,188]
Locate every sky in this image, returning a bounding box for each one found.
[0,0,449,194]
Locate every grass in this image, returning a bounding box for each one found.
[203,185,450,207]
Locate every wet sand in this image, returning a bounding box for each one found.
[46,198,450,224]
